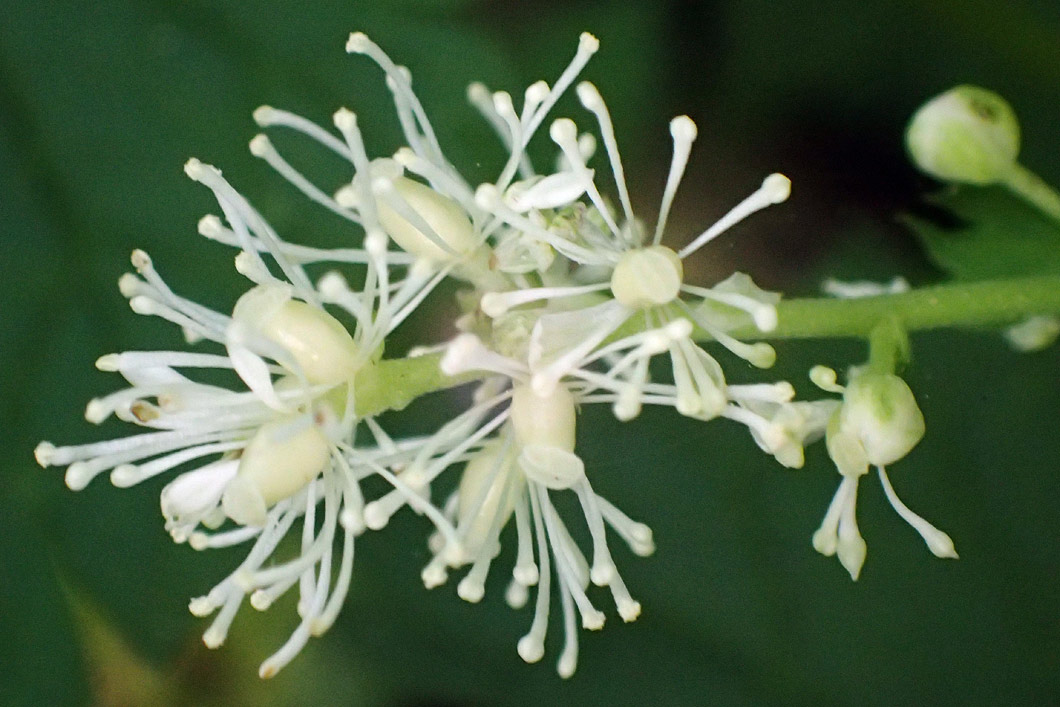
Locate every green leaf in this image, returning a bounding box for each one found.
[903,185,1060,279]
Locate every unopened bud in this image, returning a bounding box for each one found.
[837,372,925,467]
[906,85,1020,185]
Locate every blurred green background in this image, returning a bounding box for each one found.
[3,1,1059,705]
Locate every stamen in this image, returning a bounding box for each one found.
[331,108,379,230]
[298,482,319,612]
[201,593,243,649]
[681,302,776,368]
[363,487,411,530]
[539,488,605,630]
[394,147,478,213]
[185,159,317,303]
[513,492,539,585]
[555,570,579,679]
[812,480,849,557]
[128,294,220,346]
[505,577,530,609]
[573,479,617,585]
[127,250,230,335]
[440,334,527,379]
[550,118,621,237]
[346,32,447,166]
[480,282,609,318]
[653,116,698,246]
[311,523,356,635]
[521,32,599,152]
[576,81,634,225]
[113,440,242,487]
[517,484,552,664]
[596,496,654,556]
[682,283,777,332]
[727,382,796,404]
[836,477,867,580]
[810,365,845,393]
[249,134,362,225]
[190,525,261,551]
[467,82,509,141]
[677,173,791,259]
[253,106,352,159]
[522,81,549,124]
[877,467,958,559]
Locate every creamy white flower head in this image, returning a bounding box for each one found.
[33,252,365,676]
[466,73,790,423]
[35,138,463,677]
[809,366,958,580]
[356,336,655,677]
[248,31,617,305]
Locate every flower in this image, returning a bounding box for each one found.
[809,365,958,580]
[468,81,790,424]
[34,127,460,674]
[905,85,1020,186]
[414,326,803,676]
[35,247,372,676]
[419,337,658,677]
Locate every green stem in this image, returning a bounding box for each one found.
[1002,163,1060,223]
[867,318,910,374]
[733,275,1060,340]
[354,274,1060,416]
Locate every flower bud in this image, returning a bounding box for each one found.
[837,372,925,467]
[906,85,1020,185]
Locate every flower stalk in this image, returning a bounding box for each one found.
[356,274,1060,417]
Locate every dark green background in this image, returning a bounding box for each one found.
[3,1,1059,705]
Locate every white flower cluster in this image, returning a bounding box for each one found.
[35,31,955,679]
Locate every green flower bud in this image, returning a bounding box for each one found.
[906,85,1020,185]
[837,371,925,467]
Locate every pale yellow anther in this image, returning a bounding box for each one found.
[610,246,684,308]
